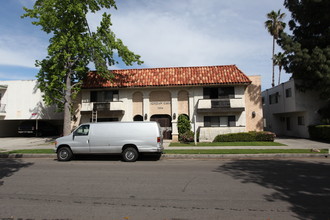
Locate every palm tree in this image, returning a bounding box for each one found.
[265,10,286,87]
[274,52,286,85]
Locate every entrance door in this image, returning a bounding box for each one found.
[150,115,172,139]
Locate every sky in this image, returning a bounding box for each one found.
[0,0,291,90]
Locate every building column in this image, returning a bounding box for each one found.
[171,91,179,142]
[143,91,150,121]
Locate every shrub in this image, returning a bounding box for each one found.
[177,114,191,134]
[213,131,276,142]
[179,131,195,143]
[308,125,330,142]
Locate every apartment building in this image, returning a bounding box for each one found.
[73,65,263,142]
[262,79,325,138]
[0,80,63,136]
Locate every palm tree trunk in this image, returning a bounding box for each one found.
[272,37,275,87]
[278,67,281,85]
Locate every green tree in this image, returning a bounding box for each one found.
[273,52,286,85]
[265,10,286,87]
[279,0,330,103]
[22,0,143,135]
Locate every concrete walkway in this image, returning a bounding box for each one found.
[164,137,330,150]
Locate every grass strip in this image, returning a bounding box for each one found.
[7,149,54,154]
[169,142,286,147]
[164,149,328,154]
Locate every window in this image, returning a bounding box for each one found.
[74,125,90,136]
[91,90,119,102]
[204,116,236,127]
[285,88,292,98]
[298,116,305,125]
[269,92,279,104]
[203,87,235,99]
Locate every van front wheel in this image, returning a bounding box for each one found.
[122,147,138,162]
[57,147,73,161]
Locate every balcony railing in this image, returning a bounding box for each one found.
[81,102,124,113]
[197,99,245,113]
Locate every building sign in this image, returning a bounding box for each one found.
[150,101,171,105]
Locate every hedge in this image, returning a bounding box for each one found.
[213,131,276,142]
[308,125,330,142]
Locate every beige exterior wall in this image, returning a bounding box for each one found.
[245,75,263,131]
[132,92,143,116]
[149,91,171,115]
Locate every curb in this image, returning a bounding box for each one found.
[0,153,329,159]
[162,153,329,159]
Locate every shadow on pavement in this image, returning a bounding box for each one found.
[215,159,330,220]
[71,154,162,162]
[0,159,34,186]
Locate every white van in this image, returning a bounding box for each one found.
[54,122,163,162]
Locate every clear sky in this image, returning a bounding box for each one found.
[0,0,291,90]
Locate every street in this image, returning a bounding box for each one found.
[1,158,330,220]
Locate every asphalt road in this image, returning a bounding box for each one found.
[1,158,330,220]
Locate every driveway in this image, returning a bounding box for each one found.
[0,137,55,151]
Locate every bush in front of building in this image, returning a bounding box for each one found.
[213,131,276,142]
[177,114,191,134]
[308,125,330,142]
[179,131,195,143]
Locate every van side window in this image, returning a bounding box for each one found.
[74,125,90,136]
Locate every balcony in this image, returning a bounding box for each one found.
[81,102,125,113]
[197,99,245,113]
[0,104,6,117]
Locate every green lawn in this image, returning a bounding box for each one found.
[164,149,328,154]
[169,142,286,147]
[7,149,55,154]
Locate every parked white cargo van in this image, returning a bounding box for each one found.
[54,122,163,162]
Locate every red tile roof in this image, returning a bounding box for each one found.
[83,65,252,89]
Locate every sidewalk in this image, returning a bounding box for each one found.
[164,138,330,150]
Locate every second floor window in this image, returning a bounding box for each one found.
[285,88,292,98]
[269,92,279,105]
[203,87,235,99]
[91,90,119,102]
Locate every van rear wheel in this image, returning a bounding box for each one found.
[122,147,138,162]
[57,147,73,161]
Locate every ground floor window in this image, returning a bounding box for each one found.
[204,116,236,127]
[298,116,305,126]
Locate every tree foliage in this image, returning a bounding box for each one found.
[22,0,143,135]
[279,0,330,101]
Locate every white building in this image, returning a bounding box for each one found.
[262,79,325,138]
[0,80,63,136]
[74,65,263,142]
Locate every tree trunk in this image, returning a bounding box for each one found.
[278,67,282,85]
[272,37,275,87]
[63,71,72,136]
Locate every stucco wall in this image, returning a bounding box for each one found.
[0,80,63,120]
[245,75,263,131]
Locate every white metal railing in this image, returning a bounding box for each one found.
[197,98,245,110]
[81,102,124,112]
